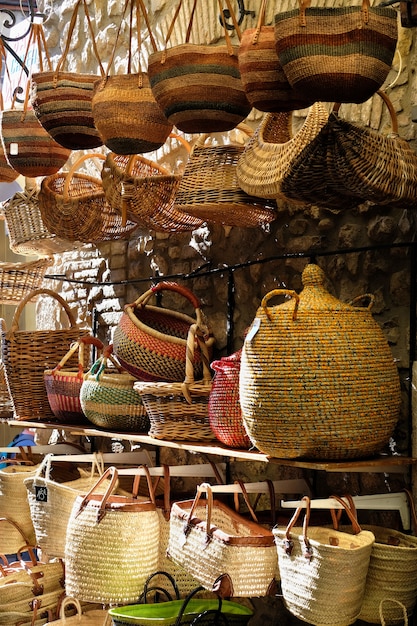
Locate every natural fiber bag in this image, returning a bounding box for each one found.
[24,453,117,560]
[239,263,401,460]
[0,257,52,306]
[31,0,104,150]
[0,471,38,552]
[0,543,65,595]
[274,0,398,104]
[44,335,103,425]
[92,0,172,155]
[1,288,90,421]
[147,0,251,134]
[238,0,313,113]
[174,127,277,228]
[236,103,330,202]
[134,324,215,442]
[113,281,214,383]
[167,483,278,598]
[65,466,160,604]
[39,153,138,244]
[45,596,110,626]
[79,346,150,432]
[273,496,375,626]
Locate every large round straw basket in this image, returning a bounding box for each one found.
[240,263,401,460]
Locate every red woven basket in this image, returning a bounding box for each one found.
[208,350,251,449]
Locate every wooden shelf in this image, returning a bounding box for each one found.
[7,419,417,473]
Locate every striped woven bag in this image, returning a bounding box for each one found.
[274,0,398,104]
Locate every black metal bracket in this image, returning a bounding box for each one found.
[219,0,256,29]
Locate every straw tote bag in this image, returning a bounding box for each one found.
[31,0,104,150]
[238,0,313,113]
[274,0,398,104]
[273,496,375,626]
[45,597,110,626]
[236,103,334,204]
[1,288,90,421]
[65,466,160,604]
[92,0,172,155]
[147,0,251,134]
[39,153,138,244]
[167,482,278,598]
[0,464,39,552]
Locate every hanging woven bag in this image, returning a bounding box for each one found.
[274,0,398,104]
[174,125,277,228]
[92,0,172,155]
[239,263,402,460]
[38,153,138,244]
[238,0,313,113]
[31,0,105,150]
[113,281,214,383]
[147,0,251,134]
[0,257,52,305]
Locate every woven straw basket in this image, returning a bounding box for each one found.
[45,597,110,626]
[240,263,401,460]
[0,466,38,552]
[1,288,90,421]
[134,324,215,441]
[0,257,52,305]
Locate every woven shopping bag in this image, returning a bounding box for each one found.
[92,0,172,155]
[167,482,278,598]
[1,179,77,257]
[101,135,203,233]
[134,324,215,442]
[79,345,150,432]
[273,496,375,626]
[208,350,251,450]
[113,281,214,383]
[238,0,313,113]
[0,257,52,306]
[24,453,123,560]
[39,153,138,244]
[274,0,398,104]
[45,597,111,625]
[0,468,38,552]
[147,0,251,134]
[1,288,90,421]
[174,126,277,228]
[65,465,160,604]
[30,0,104,150]
[44,335,104,425]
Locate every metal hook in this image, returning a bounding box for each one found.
[219,0,256,29]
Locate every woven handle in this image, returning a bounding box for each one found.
[379,600,408,626]
[8,288,77,336]
[63,153,106,199]
[333,90,399,135]
[74,465,119,523]
[349,293,375,311]
[58,596,83,623]
[181,323,212,402]
[261,289,300,322]
[51,335,103,376]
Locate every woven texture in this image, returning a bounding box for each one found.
[208,350,251,449]
[174,133,277,227]
[236,103,330,202]
[92,73,172,155]
[1,108,71,177]
[65,466,160,604]
[273,498,375,626]
[0,467,38,552]
[0,362,13,419]
[167,484,278,598]
[2,183,76,257]
[39,153,138,243]
[113,281,213,383]
[0,137,18,183]
[0,257,52,305]
[1,288,90,421]
[101,151,202,233]
[79,351,150,432]
[239,263,401,460]
[44,335,103,425]
[274,0,398,103]
[45,597,110,625]
[238,0,313,113]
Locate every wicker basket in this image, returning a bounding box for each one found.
[79,346,150,432]
[239,263,401,460]
[39,153,138,243]
[113,281,214,383]
[134,324,215,441]
[0,257,52,305]
[1,180,78,257]
[44,335,104,425]
[1,288,90,421]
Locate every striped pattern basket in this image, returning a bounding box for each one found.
[274,0,398,104]
[0,257,52,305]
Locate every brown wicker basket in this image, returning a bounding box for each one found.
[134,324,215,441]
[0,257,52,305]
[1,288,90,421]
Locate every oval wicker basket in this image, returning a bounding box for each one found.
[239,263,401,460]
